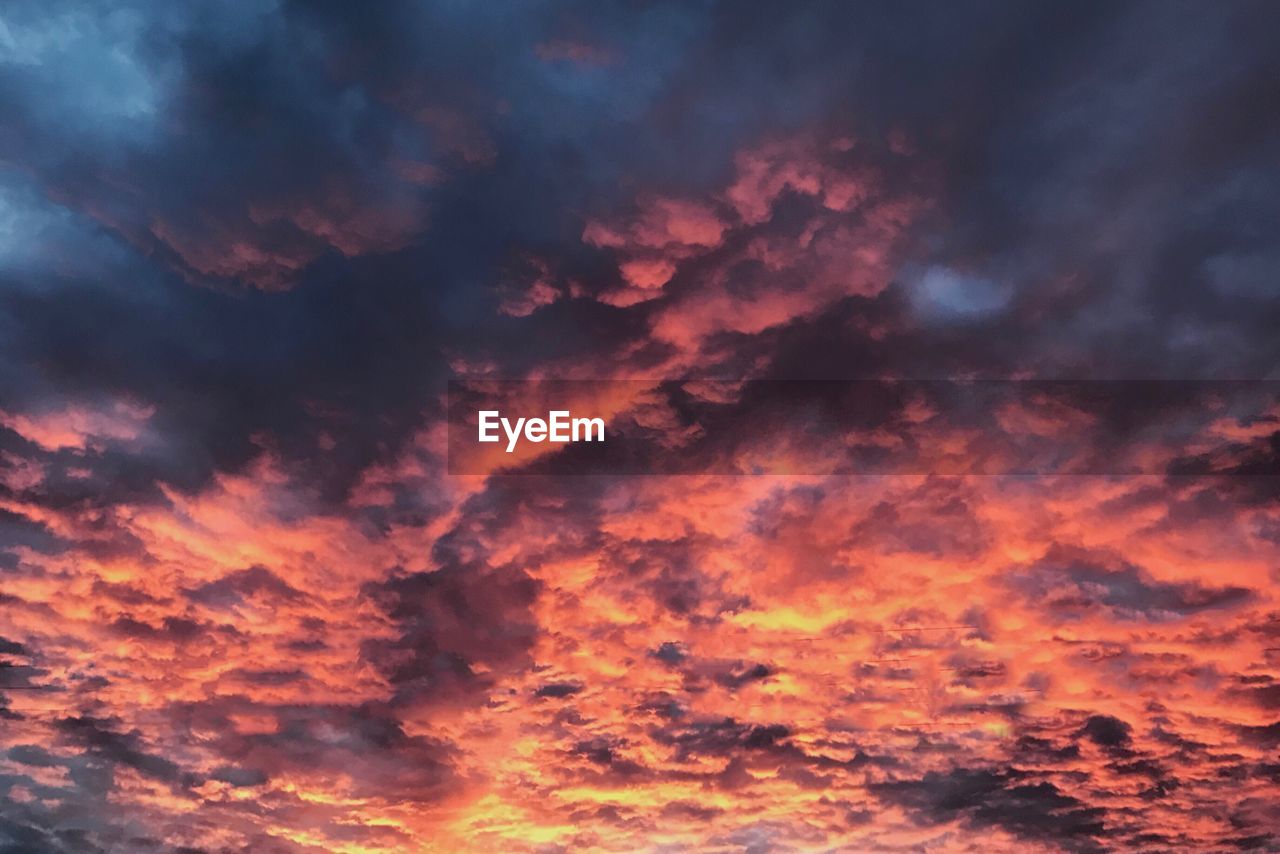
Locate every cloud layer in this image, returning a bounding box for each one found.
[1,1,1279,850]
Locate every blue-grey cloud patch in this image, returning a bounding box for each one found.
[1007,545,1253,621]
[908,265,1011,321]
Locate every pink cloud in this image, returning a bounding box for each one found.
[569,133,928,370]
[583,196,730,298]
[0,399,154,451]
[498,257,564,317]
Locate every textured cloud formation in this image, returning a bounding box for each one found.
[2,1,1279,851]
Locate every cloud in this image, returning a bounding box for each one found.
[0,0,1278,850]
[184,565,304,611]
[908,266,1011,320]
[872,768,1106,847]
[1078,715,1133,750]
[360,563,542,705]
[1007,546,1254,622]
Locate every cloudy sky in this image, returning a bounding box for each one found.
[1,1,1279,851]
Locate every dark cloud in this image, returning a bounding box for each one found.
[656,719,792,761]
[1008,546,1253,621]
[108,615,227,646]
[6,744,61,768]
[0,638,27,657]
[535,682,585,700]
[1,1,1278,850]
[872,768,1106,848]
[185,565,304,610]
[1078,715,1133,750]
[209,765,269,788]
[1235,721,1280,748]
[0,0,1275,509]
[360,562,542,704]
[710,662,774,690]
[166,698,459,804]
[650,641,689,665]
[54,715,186,787]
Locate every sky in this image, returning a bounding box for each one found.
[1,1,1279,851]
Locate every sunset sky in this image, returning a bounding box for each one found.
[2,2,1279,852]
